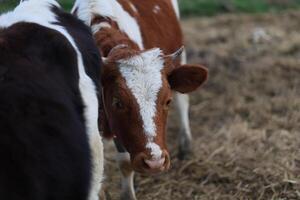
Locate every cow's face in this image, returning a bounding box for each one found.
[100,47,207,174]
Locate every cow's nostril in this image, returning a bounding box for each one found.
[144,157,165,169]
[132,151,170,173]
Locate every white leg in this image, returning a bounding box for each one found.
[174,92,192,159]
[174,49,193,159]
[88,133,104,200]
[116,153,137,200]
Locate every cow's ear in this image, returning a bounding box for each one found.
[168,64,208,93]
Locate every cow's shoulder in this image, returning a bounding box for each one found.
[52,7,101,88]
[0,22,81,91]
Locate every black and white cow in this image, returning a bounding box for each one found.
[0,1,103,200]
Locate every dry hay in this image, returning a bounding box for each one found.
[103,11,300,200]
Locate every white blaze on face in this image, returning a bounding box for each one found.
[118,48,164,160]
[146,142,163,160]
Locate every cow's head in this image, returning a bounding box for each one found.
[100,46,207,173]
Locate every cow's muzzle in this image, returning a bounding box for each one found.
[131,150,170,174]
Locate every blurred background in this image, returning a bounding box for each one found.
[1,0,299,199]
[2,0,300,15]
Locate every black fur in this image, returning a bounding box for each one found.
[0,5,101,200]
[52,6,101,90]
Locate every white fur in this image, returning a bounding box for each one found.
[129,2,138,13]
[171,0,180,18]
[73,0,144,49]
[72,0,114,25]
[118,48,164,159]
[0,0,60,27]
[0,1,103,199]
[146,142,163,160]
[153,5,161,14]
[181,48,187,64]
[91,22,111,34]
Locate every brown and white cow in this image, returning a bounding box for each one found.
[73,0,207,199]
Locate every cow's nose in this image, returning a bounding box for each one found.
[144,157,165,169]
[132,150,170,174]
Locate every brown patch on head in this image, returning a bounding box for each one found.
[101,65,148,156]
[94,27,140,57]
[106,47,140,62]
[152,75,173,150]
[92,16,140,57]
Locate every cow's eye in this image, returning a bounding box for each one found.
[112,97,124,109]
[164,99,172,110]
[166,99,172,106]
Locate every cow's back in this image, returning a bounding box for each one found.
[119,0,183,54]
[0,1,102,199]
[0,23,91,200]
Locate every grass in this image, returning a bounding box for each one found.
[1,0,300,16]
[0,0,18,13]
[179,0,300,16]
[105,12,300,199]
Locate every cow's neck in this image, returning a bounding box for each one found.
[92,17,141,57]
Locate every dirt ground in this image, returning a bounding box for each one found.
[103,11,300,200]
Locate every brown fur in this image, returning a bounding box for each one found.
[127,0,183,54]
